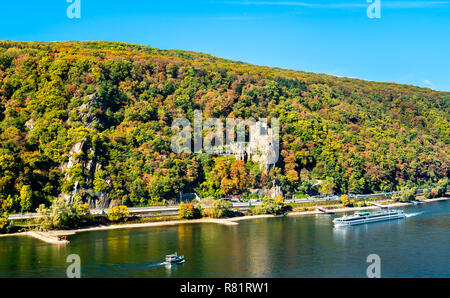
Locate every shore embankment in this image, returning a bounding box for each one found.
[54,218,238,237]
[227,197,449,222]
[0,231,70,245]
[1,197,448,244]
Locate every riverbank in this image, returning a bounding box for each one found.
[1,196,448,244]
[0,231,70,245]
[228,197,449,222]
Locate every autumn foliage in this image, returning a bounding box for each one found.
[0,41,448,213]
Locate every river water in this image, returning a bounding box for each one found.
[0,200,448,278]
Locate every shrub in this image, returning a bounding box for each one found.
[430,189,438,198]
[254,196,291,215]
[107,206,130,223]
[36,198,90,230]
[437,178,448,197]
[242,193,259,202]
[179,202,202,219]
[202,199,232,218]
[423,189,431,199]
[356,201,367,208]
[340,194,351,207]
[179,202,193,219]
[0,217,9,233]
[399,187,417,202]
[194,203,202,218]
[392,193,398,201]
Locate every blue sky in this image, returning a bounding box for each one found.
[1,0,449,91]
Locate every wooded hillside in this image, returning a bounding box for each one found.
[0,41,448,211]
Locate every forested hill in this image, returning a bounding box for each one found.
[0,40,448,211]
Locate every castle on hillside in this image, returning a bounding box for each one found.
[220,120,278,172]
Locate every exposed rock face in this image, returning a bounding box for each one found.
[25,118,35,131]
[78,93,105,129]
[63,141,85,177]
[60,93,114,209]
[62,140,112,209]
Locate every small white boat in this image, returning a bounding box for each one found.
[333,209,406,227]
[165,252,185,264]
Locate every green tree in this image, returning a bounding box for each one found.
[436,178,448,197]
[399,187,417,202]
[202,199,233,218]
[0,216,10,233]
[93,169,109,192]
[254,196,291,215]
[319,177,336,195]
[36,198,90,229]
[20,185,33,211]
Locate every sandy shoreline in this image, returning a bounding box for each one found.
[1,196,448,244]
[0,231,70,244]
[0,218,238,244]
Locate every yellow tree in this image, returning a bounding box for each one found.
[340,194,350,207]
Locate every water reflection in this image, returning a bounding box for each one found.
[0,200,448,277]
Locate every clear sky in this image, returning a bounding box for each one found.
[1,0,449,91]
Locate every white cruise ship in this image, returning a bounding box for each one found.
[333,209,406,227]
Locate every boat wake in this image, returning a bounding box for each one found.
[144,261,168,268]
[156,260,186,267]
[405,212,423,218]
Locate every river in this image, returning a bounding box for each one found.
[0,200,448,278]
